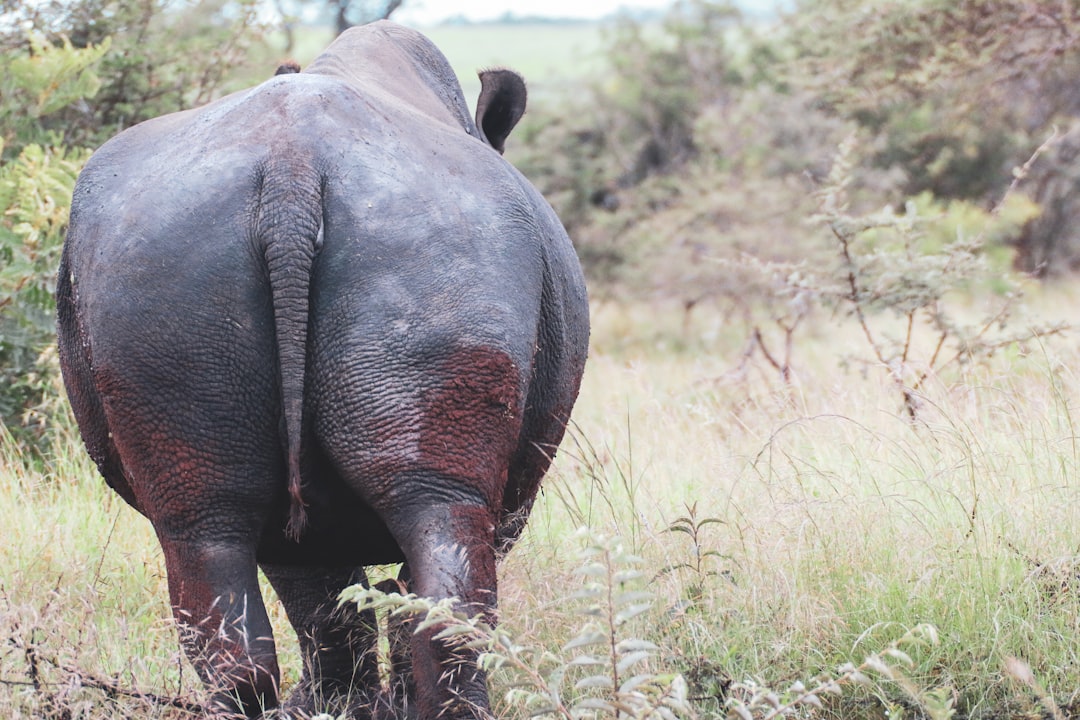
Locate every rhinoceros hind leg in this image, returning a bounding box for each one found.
[262,564,381,716]
[159,537,280,717]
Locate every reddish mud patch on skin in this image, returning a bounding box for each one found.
[417,346,524,507]
[115,433,230,532]
[94,367,214,526]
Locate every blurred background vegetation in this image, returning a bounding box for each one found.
[1,0,1079,443]
[6,3,1080,718]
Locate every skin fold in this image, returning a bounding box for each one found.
[56,20,589,719]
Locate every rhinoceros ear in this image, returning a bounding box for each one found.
[475,69,527,154]
[275,59,301,75]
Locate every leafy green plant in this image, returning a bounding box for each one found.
[0,35,110,154]
[342,531,693,720]
[1,0,268,152]
[339,533,1018,720]
[0,36,101,446]
[659,503,729,604]
[725,624,953,720]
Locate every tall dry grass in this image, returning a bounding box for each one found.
[2,288,1079,718]
[499,290,1080,718]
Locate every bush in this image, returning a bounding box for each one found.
[783,0,1080,275]
[512,0,1080,305]
[0,143,89,435]
[1,0,268,151]
[0,34,109,156]
[0,0,269,451]
[0,35,106,447]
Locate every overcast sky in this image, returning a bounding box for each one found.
[395,0,787,25]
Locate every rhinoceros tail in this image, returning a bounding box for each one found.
[259,163,323,541]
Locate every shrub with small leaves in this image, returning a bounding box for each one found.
[0,35,103,446]
[341,530,694,720]
[659,503,729,604]
[726,624,952,720]
[0,1,267,453]
[739,134,1069,419]
[0,35,110,154]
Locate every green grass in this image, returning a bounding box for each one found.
[3,289,1080,718]
[422,23,608,106]
[259,22,609,110]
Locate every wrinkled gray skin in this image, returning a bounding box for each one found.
[57,21,588,719]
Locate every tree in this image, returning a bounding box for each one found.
[270,0,403,41]
[784,0,1080,275]
[328,0,402,35]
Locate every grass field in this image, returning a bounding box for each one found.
[264,21,608,110]
[2,286,1079,718]
[426,22,608,103]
